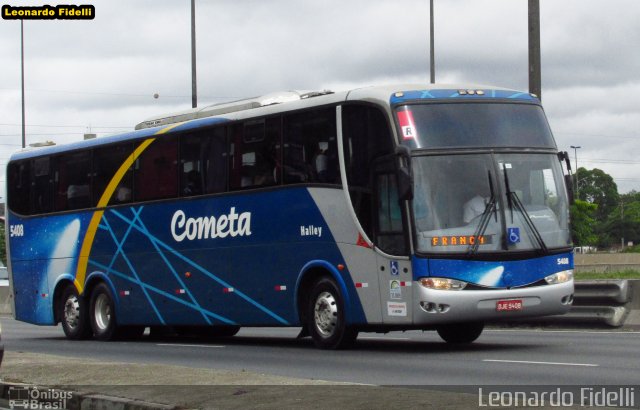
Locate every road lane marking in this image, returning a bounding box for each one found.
[486,329,640,335]
[483,359,598,367]
[156,343,225,348]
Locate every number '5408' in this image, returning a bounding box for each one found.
[10,224,24,237]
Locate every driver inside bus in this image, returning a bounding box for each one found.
[463,194,488,224]
[462,181,493,224]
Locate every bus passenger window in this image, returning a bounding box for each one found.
[180,127,227,196]
[229,119,280,190]
[31,157,54,214]
[93,143,133,206]
[56,151,92,211]
[134,138,178,201]
[7,161,31,215]
[283,108,339,185]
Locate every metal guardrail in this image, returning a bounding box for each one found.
[0,286,11,315]
[498,280,639,328]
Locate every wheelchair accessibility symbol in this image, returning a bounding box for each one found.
[508,227,520,244]
[390,260,399,276]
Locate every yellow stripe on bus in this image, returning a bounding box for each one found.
[74,121,185,293]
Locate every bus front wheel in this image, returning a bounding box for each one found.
[59,284,91,340]
[307,277,358,349]
[436,322,484,344]
[89,283,119,341]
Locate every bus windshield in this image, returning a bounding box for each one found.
[412,153,571,254]
[396,103,555,149]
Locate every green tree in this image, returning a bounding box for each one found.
[576,167,619,222]
[602,191,640,249]
[570,199,598,246]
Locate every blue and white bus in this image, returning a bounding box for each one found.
[6,84,575,349]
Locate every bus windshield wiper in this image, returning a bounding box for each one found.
[467,171,497,256]
[502,165,548,253]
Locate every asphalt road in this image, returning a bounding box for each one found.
[2,317,640,387]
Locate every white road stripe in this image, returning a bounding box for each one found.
[156,343,225,348]
[486,329,640,335]
[483,359,598,367]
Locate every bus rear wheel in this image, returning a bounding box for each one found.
[307,277,358,349]
[89,283,120,341]
[59,284,91,340]
[436,322,484,344]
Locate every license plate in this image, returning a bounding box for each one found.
[496,299,523,311]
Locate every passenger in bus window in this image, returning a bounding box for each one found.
[115,185,132,203]
[67,181,90,209]
[313,142,329,182]
[183,170,202,196]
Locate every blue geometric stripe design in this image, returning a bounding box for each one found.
[88,259,235,324]
[97,207,166,324]
[129,208,212,325]
[90,206,290,326]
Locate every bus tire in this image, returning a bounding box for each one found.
[307,277,358,349]
[436,322,484,344]
[59,284,91,340]
[89,282,120,341]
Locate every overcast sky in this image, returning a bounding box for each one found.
[1,0,639,201]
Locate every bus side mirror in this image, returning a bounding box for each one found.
[558,151,575,204]
[565,174,575,205]
[397,166,413,201]
[395,146,413,201]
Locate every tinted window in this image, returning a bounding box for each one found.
[283,108,339,184]
[7,161,30,215]
[134,137,178,201]
[397,103,555,149]
[181,127,228,196]
[342,105,394,238]
[56,151,92,211]
[93,143,133,206]
[31,157,54,213]
[229,118,280,190]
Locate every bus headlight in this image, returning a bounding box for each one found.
[419,277,467,290]
[545,270,573,284]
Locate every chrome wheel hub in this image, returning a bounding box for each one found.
[94,293,112,331]
[314,291,338,337]
[64,296,80,329]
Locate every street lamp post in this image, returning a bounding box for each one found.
[570,145,581,197]
[21,19,26,148]
[191,0,197,108]
[429,0,435,84]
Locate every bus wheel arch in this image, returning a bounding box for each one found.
[295,262,353,327]
[306,276,358,349]
[295,263,358,349]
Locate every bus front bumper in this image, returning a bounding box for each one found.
[413,280,574,325]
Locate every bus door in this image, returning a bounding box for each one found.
[372,156,412,324]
